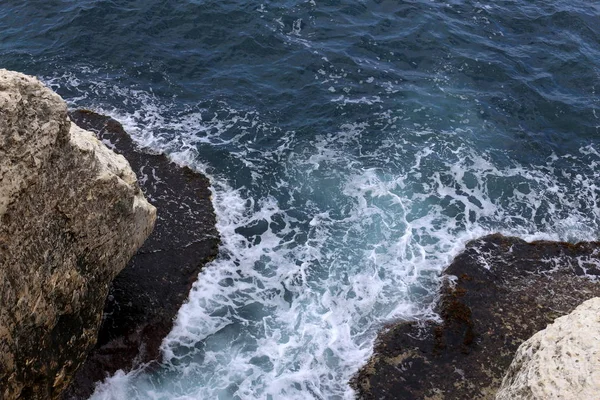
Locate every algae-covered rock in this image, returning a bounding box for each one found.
[0,70,156,399]
[496,297,600,400]
[352,234,600,400]
[63,110,220,400]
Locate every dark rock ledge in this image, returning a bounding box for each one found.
[352,233,600,400]
[63,110,220,399]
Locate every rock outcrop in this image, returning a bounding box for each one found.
[352,234,600,399]
[496,297,600,400]
[0,70,156,399]
[63,110,220,399]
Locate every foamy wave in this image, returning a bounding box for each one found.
[43,66,600,400]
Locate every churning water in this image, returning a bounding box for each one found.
[2,1,600,398]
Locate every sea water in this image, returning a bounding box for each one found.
[1,1,599,399]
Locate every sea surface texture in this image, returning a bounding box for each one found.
[1,1,599,399]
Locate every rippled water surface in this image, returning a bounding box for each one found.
[2,1,600,399]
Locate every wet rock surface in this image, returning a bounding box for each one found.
[352,233,600,400]
[64,110,220,399]
[0,70,156,400]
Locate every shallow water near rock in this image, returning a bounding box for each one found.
[2,1,600,399]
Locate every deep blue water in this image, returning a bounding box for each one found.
[2,1,600,399]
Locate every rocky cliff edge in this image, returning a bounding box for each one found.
[0,70,156,399]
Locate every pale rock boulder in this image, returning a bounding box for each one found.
[0,70,156,399]
[496,297,600,400]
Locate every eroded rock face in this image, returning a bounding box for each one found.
[0,70,156,399]
[352,234,600,400]
[496,297,600,400]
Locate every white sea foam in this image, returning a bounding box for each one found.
[42,67,600,400]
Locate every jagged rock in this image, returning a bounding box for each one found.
[496,297,600,400]
[0,70,156,399]
[352,234,600,400]
[63,110,220,399]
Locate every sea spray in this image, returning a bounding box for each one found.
[64,89,599,399]
[11,1,597,397]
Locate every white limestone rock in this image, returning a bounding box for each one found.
[0,69,156,399]
[496,297,600,400]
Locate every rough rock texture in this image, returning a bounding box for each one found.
[0,70,156,399]
[63,110,220,399]
[496,297,600,400]
[352,234,600,400]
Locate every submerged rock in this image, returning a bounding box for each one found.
[352,234,600,400]
[496,297,600,400]
[64,110,220,399]
[0,70,156,399]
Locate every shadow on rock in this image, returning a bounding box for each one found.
[63,110,220,400]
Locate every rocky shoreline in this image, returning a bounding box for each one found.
[352,234,600,399]
[2,70,600,399]
[0,70,220,399]
[63,111,220,399]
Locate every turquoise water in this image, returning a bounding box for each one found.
[2,1,600,398]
